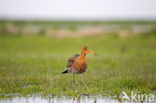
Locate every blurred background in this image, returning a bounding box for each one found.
[0,0,156,38]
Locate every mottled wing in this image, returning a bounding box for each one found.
[67,54,80,68]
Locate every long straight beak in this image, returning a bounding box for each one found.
[88,50,97,56]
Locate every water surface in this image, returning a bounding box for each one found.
[0,94,124,103]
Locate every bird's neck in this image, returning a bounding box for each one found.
[80,52,86,59]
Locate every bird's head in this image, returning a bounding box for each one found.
[81,46,96,55]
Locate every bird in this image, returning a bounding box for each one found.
[61,46,96,75]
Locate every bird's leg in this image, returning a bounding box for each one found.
[80,74,83,84]
[81,74,89,91]
[71,74,76,90]
[73,74,75,84]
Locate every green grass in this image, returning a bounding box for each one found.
[0,34,156,96]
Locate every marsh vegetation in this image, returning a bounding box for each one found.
[0,21,156,98]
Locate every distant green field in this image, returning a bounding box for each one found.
[0,34,156,96]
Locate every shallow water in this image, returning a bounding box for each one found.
[0,95,125,103]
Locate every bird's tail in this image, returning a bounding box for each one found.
[61,70,68,74]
